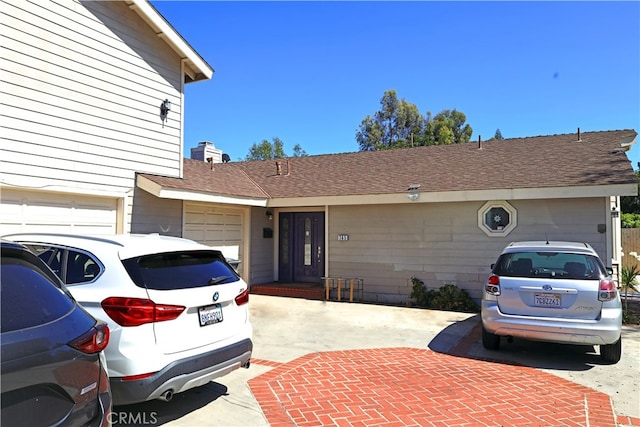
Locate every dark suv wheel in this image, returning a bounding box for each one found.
[482,325,500,350]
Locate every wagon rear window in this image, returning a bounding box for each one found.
[493,252,606,280]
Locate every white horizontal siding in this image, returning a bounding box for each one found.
[1,0,184,200]
[2,73,181,144]
[4,0,180,88]
[130,187,182,237]
[327,198,608,304]
[249,207,275,285]
[2,115,180,174]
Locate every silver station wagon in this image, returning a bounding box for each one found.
[481,241,622,363]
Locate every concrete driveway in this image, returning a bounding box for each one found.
[114,295,640,426]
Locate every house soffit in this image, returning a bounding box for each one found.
[125,0,213,82]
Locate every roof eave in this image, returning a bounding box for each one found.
[265,183,638,207]
[620,134,638,152]
[125,0,214,83]
[137,175,267,207]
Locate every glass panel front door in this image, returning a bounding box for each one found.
[279,212,324,283]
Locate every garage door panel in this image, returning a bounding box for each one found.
[183,203,243,262]
[25,200,73,221]
[184,211,207,224]
[0,189,117,235]
[225,214,242,226]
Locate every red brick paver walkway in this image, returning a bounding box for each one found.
[249,348,621,427]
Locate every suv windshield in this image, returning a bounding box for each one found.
[122,250,239,290]
[493,251,606,279]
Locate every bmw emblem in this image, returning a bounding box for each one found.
[213,292,219,302]
[542,284,553,291]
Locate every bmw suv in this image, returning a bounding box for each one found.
[481,241,622,363]
[4,233,253,405]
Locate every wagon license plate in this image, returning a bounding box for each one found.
[198,304,223,326]
[534,293,560,307]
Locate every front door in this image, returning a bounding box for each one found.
[278,212,325,283]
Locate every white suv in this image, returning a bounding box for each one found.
[481,241,622,363]
[4,233,253,405]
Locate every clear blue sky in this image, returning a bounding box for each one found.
[151,1,640,166]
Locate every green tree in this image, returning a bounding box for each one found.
[423,109,473,145]
[621,169,640,215]
[356,90,424,151]
[356,90,473,150]
[620,265,640,323]
[487,128,504,141]
[621,213,640,228]
[292,144,307,157]
[244,138,308,160]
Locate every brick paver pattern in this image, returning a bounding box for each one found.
[249,348,618,427]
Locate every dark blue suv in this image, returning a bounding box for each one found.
[1,240,112,426]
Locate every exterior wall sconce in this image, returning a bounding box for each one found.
[407,184,420,201]
[160,99,171,127]
[611,207,620,218]
[266,211,273,220]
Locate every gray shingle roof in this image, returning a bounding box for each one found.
[139,130,637,199]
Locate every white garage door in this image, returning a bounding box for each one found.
[183,203,244,260]
[0,189,117,235]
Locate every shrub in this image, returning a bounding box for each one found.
[623,309,639,325]
[409,277,434,307]
[410,277,479,313]
[430,283,480,312]
[621,213,640,228]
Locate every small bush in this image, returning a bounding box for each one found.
[410,277,479,313]
[431,283,480,312]
[621,213,640,228]
[623,309,639,325]
[409,277,435,307]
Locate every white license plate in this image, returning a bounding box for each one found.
[198,304,223,326]
[534,293,560,307]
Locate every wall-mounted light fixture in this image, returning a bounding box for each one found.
[407,184,420,201]
[266,211,273,220]
[160,99,171,127]
[611,207,620,218]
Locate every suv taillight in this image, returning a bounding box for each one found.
[70,322,110,353]
[485,274,501,296]
[235,289,249,306]
[101,297,185,326]
[598,278,617,302]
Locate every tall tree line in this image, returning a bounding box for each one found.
[356,89,473,151]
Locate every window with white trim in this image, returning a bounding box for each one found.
[478,201,517,236]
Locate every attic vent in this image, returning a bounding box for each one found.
[407,184,420,191]
[577,127,582,142]
[478,135,482,149]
